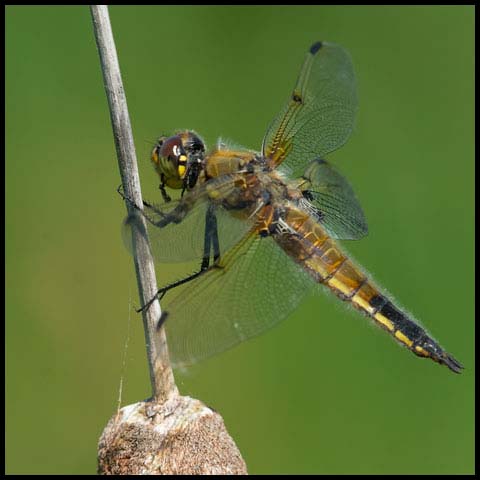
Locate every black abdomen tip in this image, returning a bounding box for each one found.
[442,353,464,374]
[310,41,323,54]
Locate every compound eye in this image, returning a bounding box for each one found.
[158,136,181,159]
[151,137,166,164]
[159,135,187,178]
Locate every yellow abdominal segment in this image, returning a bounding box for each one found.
[272,204,444,361]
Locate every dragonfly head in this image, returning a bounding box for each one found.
[151,130,205,190]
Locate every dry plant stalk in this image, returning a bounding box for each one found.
[90,5,247,474]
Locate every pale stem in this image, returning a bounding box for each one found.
[90,5,177,402]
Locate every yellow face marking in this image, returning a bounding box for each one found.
[374,312,395,332]
[395,330,414,347]
[178,165,186,177]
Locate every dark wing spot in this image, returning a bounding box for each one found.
[292,92,303,104]
[302,189,314,201]
[310,41,323,54]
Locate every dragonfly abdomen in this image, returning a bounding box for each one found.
[273,205,463,373]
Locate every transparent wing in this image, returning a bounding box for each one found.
[163,234,315,367]
[262,41,357,177]
[297,158,368,240]
[121,175,253,263]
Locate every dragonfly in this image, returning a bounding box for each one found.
[122,41,462,373]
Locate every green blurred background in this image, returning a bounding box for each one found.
[6,5,474,475]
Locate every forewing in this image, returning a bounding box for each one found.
[122,176,253,263]
[297,158,367,240]
[262,42,357,177]
[163,234,315,367]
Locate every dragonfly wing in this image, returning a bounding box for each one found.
[296,158,368,240]
[262,41,357,177]
[121,175,254,263]
[163,233,315,367]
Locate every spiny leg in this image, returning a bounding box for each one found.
[118,184,188,229]
[118,184,223,315]
[138,204,222,314]
[159,174,171,203]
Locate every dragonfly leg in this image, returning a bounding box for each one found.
[141,201,188,228]
[118,184,189,229]
[159,174,172,203]
[136,261,223,314]
[136,267,210,314]
[137,204,222,314]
